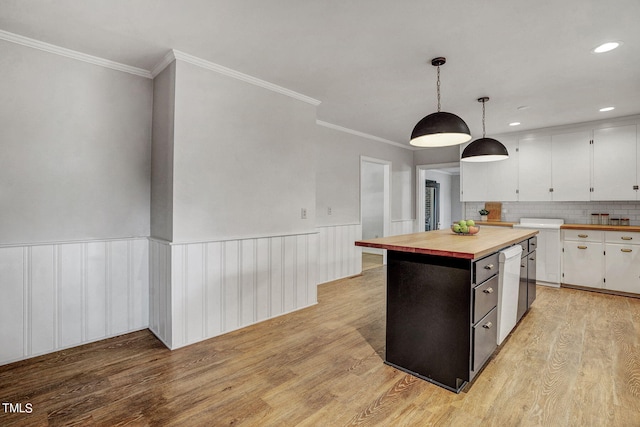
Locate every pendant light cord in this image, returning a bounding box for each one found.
[436,65,441,112]
[482,98,486,138]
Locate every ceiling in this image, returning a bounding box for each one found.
[1,0,639,147]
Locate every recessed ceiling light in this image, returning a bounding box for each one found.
[599,106,615,112]
[509,122,521,126]
[516,106,530,111]
[593,41,622,53]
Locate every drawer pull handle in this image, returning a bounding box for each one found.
[484,264,494,270]
[530,242,536,246]
[482,322,493,329]
[578,234,588,238]
[483,287,494,294]
[521,264,525,268]
[621,248,633,253]
[578,245,588,249]
[529,257,535,261]
[621,236,633,241]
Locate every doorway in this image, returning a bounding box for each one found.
[416,162,462,232]
[425,180,440,230]
[360,156,391,267]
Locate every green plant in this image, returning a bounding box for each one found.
[479,209,490,216]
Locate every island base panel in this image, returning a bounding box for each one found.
[385,251,472,392]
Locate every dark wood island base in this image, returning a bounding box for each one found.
[356,228,538,393]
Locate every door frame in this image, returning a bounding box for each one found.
[360,156,391,261]
[416,162,460,232]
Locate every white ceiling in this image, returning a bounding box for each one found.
[1,0,639,147]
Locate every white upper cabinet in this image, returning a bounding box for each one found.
[460,136,518,202]
[460,155,487,202]
[485,136,519,201]
[551,131,591,201]
[518,136,552,201]
[592,125,638,200]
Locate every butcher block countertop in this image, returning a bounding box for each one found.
[561,223,640,232]
[355,227,538,260]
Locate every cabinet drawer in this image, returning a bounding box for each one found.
[474,253,499,284]
[562,229,603,242]
[517,239,528,253]
[605,231,640,245]
[528,236,537,252]
[473,275,498,324]
[472,307,498,373]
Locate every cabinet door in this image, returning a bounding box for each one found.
[537,229,561,284]
[562,241,604,288]
[551,131,591,201]
[518,136,552,201]
[460,155,487,202]
[592,125,637,200]
[485,136,519,201]
[605,244,640,294]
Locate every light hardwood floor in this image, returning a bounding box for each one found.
[1,266,639,426]
[362,253,383,271]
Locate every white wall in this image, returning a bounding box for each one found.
[451,174,462,222]
[150,62,175,242]
[0,40,152,244]
[171,60,317,243]
[315,125,414,226]
[0,40,153,365]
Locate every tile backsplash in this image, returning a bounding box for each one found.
[465,201,640,226]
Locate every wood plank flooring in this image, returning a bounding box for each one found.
[1,265,640,426]
[362,253,383,271]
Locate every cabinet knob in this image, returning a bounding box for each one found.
[482,322,493,329]
[578,234,588,238]
[484,264,494,270]
[483,287,494,294]
[577,245,588,249]
[621,236,633,241]
[621,248,633,253]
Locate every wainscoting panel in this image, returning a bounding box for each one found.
[0,238,149,366]
[316,224,362,284]
[391,219,415,236]
[149,239,172,347]
[164,233,319,349]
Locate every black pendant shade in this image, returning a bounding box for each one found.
[461,96,509,162]
[410,111,472,147]
[409,57,472,147]
[461,137,509,162]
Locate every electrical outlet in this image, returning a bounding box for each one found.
[301,208,307,219]
[327,207,332,215]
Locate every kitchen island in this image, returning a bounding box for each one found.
[355,227,538,393]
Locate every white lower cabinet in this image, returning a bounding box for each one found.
[562,229,640,294]
[562,241,604,288]
[604,244,640,293]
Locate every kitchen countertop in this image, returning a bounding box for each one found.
[475,221,517,227]
[473,221,640,232]
[561,223,640,232]
[355,227,537,260]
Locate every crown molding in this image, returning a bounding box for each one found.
[151,49,321,106]
[0,30,152,79]
[316,120,412,150]
[150,50,176,78]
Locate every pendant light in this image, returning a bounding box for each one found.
[410,57,472,147]
[461,97,508,162]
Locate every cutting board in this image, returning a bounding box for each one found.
[485,202,502,221]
